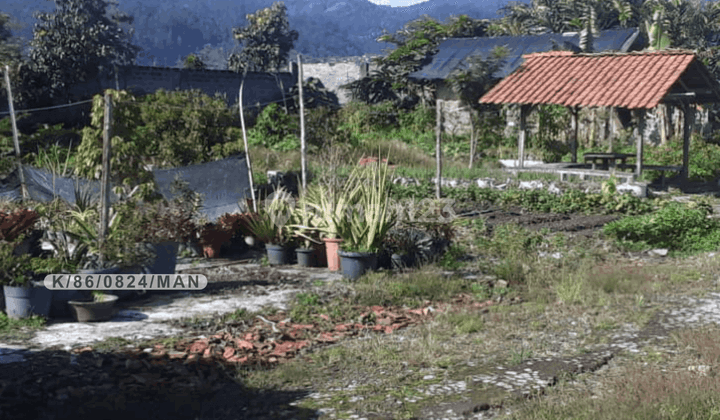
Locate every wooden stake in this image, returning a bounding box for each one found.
[99,92,112,262]
[570,106,578,163]
[298,54,307,192]
[682,102,691,180]
[518,105,527,169]
[468,110,476,169]
[4,65,27,200]
[239,78,257,212]
[436,99,443,199]
[635,108,644,179]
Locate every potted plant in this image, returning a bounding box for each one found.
[131,177,203,273]
[288,191,324,267]
[304,176,361,271]
[68,290,119,322]
[246,188,295,265]
[218,211,258,251]
[0,240,53,319]
[336,156,396,280]
[384,228,422,270]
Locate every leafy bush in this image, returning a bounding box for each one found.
[301,106,353,149]
[397,105,434,133]
[75,89,241,188]
[338,101,399,134]
[643,133,720,182]
[247,103,300,151]
[603,201,720,253]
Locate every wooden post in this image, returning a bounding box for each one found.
[682,102,691,180]
[635,108,644,180]
[518,104,528,169]
[4,65,28,200]
[570,106,578,163]
[435,99,443,199]
[99,93,112,262]
[239,78,257,212]
[468,109,476,169]
[298,54,307,192]
[608,106,615,153]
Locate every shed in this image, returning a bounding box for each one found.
[478,50,720,180]
[406,28,642,135]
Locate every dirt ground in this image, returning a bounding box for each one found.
[0,205,710,420]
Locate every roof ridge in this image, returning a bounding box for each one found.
[523,49,696,59]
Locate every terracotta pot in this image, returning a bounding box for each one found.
[323,238,343,271]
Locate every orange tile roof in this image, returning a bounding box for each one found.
[479,50,697,109]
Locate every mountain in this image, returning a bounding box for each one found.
[0,0,526,69]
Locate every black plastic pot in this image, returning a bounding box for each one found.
[339,250,378,280]
[296,248,316,267]
[266,244,292,265]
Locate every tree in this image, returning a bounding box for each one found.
[0,13,21,68]
[445,46,509,167]
[23,0,140,104]
[343,14,490,106]
[227,2,298,74]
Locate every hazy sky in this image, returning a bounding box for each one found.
[367,0,431,6]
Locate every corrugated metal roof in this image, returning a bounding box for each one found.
[479,50,696,109]
[407,28,640,81]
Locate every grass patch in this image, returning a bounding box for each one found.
[0,312,46,340]
[508,325,720,420]
[353,268,472,307]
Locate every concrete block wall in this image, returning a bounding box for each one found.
[68,64,298,110]
[298,54,381,105]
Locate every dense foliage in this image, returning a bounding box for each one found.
[74,89,243,188]
[20,0,140,104]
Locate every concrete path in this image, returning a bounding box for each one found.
[0,260,344,364]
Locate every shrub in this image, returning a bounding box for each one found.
[603,201,720,253]
[74,89,241,187]
[247,103,300,151]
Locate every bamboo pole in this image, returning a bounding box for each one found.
[298,54,307,192]
[99,92,112,262]
[436,99,443,199]
[4,65,28,200]
[239,78,257,212]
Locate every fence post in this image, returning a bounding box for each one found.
[468,109,476,169]
[4,65,28,200]
[239,77,257,212]
[436,99,443,200]
[98,92,112,263]
[298,54,307,192]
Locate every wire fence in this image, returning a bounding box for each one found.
[0,99,94,117]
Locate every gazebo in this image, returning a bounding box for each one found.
[479,50,720,180]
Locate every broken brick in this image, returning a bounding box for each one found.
[235,339,254,350]
[188,340,208,354]
[223,347,235,359]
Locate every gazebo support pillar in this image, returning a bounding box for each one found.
[518,104,529,169]
[634,109,645,179]
[569,106,578,163]
[682,102,692,180]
